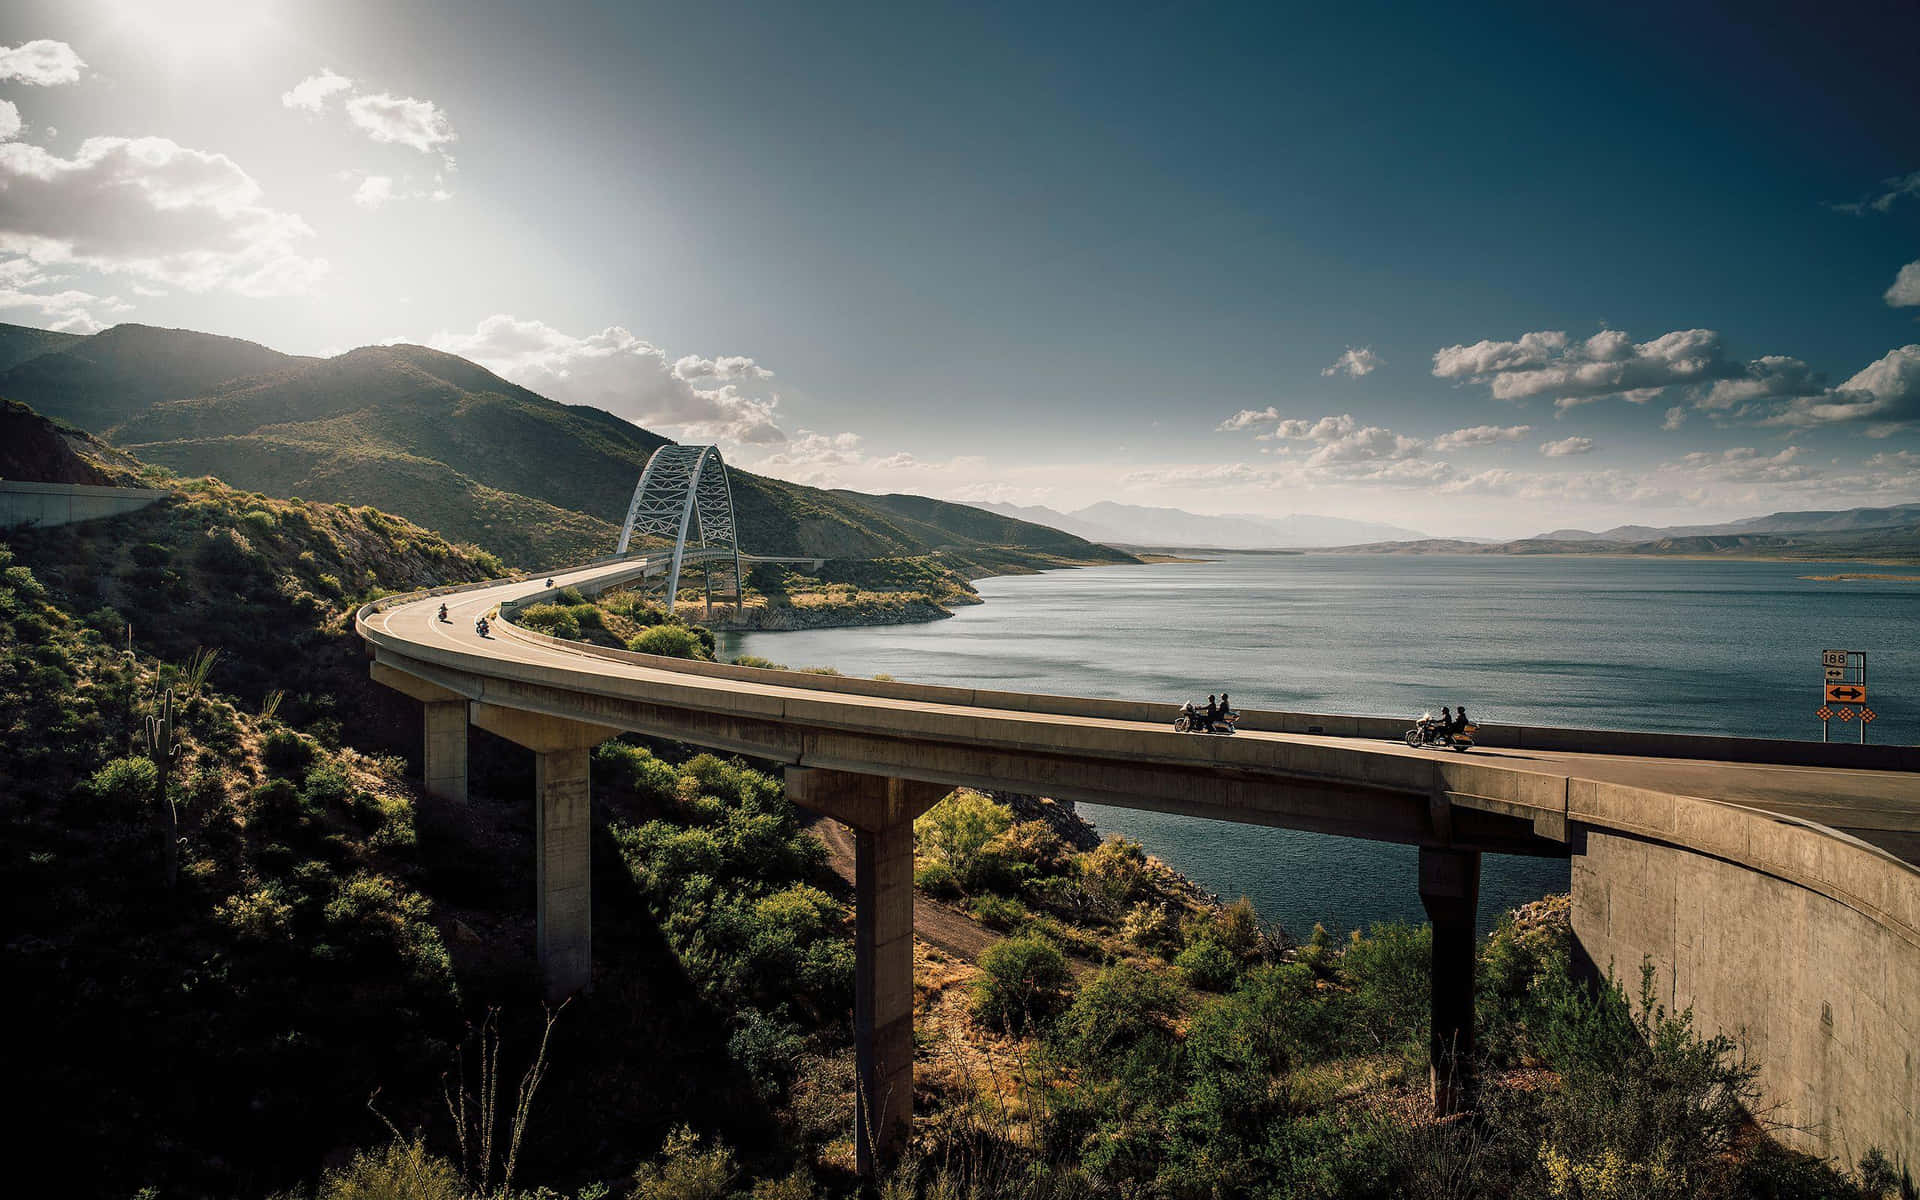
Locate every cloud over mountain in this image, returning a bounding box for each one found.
[426,313,787,444]
[1432,327,1734,407]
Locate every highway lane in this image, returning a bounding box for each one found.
[368,561,1920,865]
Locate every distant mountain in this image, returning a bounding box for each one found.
[0,322,1131,570]
[1535,504,1920,543]
[0,323,309,435]
[0,323,85,374]
[971,499,1429,548]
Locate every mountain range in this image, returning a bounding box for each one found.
[0,322,1132,571]
[971,500,1429,549]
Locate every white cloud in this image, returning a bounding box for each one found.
[1662,405,1687,431]
[1887,260,1920,307]
[1831,170,1920,216]
[1434,327,1735,405]
[0,100,19,142]
[1540,436,1595,457]
[425,314,787,444]
[350,174,394,209]
[1432,423,1530,450]
[345,92,456,159]
[1667,446,1816,485]
[1699,355,1821,411]
[673,354,773,383]
[0,276,129,333]
[0,40,86,86]
[1217,406,1281,432]
[1764,345,1920,431]
[282,69,353,113]
[0,135,326,296]
[1321,346,1380,378]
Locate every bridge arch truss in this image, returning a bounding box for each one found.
[615,444,743,608]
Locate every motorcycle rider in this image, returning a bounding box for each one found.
[1203,694,1219,733]
[1219,692,1233,722]
[438,602,449,622]
[1452,705,1470,736]
[1430,706,1452,744]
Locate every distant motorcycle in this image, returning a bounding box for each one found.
[475,617,491,638]
[1175,703,1239,735]
[1405,713,1475,752]
[438,603,450,622]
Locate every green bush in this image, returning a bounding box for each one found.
[914,860,961,898]
[1174,938,1238,991]
[311,1137,464,1200]
[1052,963,1182,1064]
[914,789,1012,885]
[630,624,709,659]
[262,730,316,776]
[731,654,786,670]
[1078,835,1152,914]
[516,603,582,639]
[969,894,1030,932]
[1340,921,1431,1051]
[973,934,1072,1033]
[630,1126,736,1200]
[87,756,159,810]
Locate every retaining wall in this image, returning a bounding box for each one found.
[0,480,169,529]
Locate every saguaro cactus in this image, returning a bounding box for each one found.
[141,688,186,891]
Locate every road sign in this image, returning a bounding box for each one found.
[1826,666,1845,682]
[1837,707,1855,721]
[1817,706,1833,721]
[1822,649,1847,668]
[1826,683,1868,703]
[1861,707,1876,724]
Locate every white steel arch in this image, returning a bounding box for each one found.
[614,444,743,608]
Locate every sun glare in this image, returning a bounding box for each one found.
[103,0,288,59]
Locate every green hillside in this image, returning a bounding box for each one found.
[0,321,86,373]
[0,322,309,434]
[0,322,1132,571]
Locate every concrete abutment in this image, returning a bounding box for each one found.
[423,699,468,805]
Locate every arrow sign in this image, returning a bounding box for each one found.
[1826,683,1868,703]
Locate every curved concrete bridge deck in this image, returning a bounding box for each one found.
[361,556,1920,1173]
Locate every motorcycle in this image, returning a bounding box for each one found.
[475,617,491,638]
[1174,703,1239,735]
[1405,713,1475,752]
[438,603,450,622]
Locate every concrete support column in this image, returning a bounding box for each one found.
[785,767,949,1176]
[855,820,915,1176]
[1418,845,1481,1115]
[535,746,593,1001]
[470,703,618,1003]
[423,700,468,804]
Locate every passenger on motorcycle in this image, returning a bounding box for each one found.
[1452,705,1470,735]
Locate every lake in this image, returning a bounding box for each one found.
[719,554,1919,935]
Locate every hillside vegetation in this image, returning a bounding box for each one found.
[0,321,1132,572]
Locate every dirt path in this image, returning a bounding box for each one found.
[806,813,1002,962]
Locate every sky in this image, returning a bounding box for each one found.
[1,0,1917,538]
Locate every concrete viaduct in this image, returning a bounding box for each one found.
[360,555,1920,1176]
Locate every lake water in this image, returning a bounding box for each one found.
[719,554,1920,936]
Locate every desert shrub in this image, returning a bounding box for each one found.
[914,860,960,898]
[1078,836,1151,914]
[241,508,278,535]
[1185,896,1264,961]
[630,1126,736,1200]
[311,1136,465,1200]
[516,603,582,639]
[1052,963,1183,1066]
[973,934,1072,1033]
[914,789,1012,885]
[1340,921,1430,1051]
[1529,961,1762,1200]
[729,1009,808,1103]
[87,755,159,811]
[730,654,785,670]
[994,818,1072,879]
[1174,939,1238,992]
[630,624,709,659]
[969,894,1030,932]
[594,740,682,806]
[1120,902,1182,957]
[262,729,316,776]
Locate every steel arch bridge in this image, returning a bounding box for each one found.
[615,444,743,608]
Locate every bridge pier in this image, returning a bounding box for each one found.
[369,662,470,805]
[472,704,618,1002]
[1419,846,1481,1115]
[423,700,469,804]
[785,768,947,1176]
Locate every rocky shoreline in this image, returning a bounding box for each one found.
[696,592,978,632]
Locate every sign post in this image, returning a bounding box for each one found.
[1819,650,1869,744]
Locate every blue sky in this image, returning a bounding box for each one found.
[1,0,1916,536]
